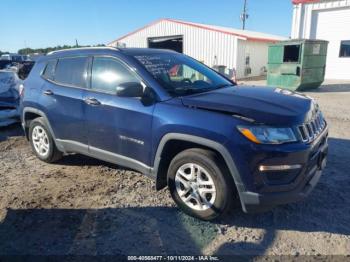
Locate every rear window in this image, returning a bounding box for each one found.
[54,57,89,88]
[42,59,57,81]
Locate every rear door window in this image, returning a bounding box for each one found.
[54,57,89,88]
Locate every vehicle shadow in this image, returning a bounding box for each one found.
[56,153,125,170]
[307,83,350,93]
[0,207,218,256]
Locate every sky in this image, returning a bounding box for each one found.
[1,0,293,53]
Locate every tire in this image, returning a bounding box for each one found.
[167,148,235,221]
[29,117,62,163]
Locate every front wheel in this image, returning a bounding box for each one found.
[167,148,234,220]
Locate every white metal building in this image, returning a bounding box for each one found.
[108,19,286,79]
[291,0,350,80]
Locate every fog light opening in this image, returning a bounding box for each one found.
[259,164,302,172]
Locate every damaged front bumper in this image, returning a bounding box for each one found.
[0,72,21,127]
[0,107,19,127]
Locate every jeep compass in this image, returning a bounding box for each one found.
[20,47,328,220]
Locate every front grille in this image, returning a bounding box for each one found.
[298,111,327,143]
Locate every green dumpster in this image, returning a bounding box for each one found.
[267,39,328,91]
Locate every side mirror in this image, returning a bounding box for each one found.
[116,82,144,97]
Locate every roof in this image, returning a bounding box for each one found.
[292,0,321,4]
[47,46,118,55]
[41,47,177,62]
[109,18,287,45]
[271,39,329,45]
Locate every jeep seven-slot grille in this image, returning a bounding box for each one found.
[298,112,326,143]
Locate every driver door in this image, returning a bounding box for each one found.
[84,56,155,167]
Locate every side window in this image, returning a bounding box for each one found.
[54,57,89,88]
[42,59,57,81]
[91,57,140,94]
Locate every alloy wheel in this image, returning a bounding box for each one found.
[175,163,217,211]
[32,126,50,157]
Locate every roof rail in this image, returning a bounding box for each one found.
[47,46,119,55]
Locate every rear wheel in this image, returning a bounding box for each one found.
[167,148,234,220]
[29,117,62,163]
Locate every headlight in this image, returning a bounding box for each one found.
[237,125,297,144]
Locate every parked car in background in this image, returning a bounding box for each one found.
[0,54,35,80]
[0,70,22,126]
[0,60,12,70]
[21,47,328,220]
[0,54,29,62]
[17,61,35,80]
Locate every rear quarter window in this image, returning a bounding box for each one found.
[42,59,57,81]
[54,57,89,88]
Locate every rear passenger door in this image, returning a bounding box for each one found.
[84,56,155,168]
[41,56,89,153]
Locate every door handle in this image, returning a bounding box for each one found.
[43,90,54,96]
[84,98,101,106]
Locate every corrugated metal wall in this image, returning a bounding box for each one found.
[291,0,350,79]
[110,20,269,79]
[291,0,350,38]
[236,40,269,79]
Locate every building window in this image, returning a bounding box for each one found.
[339,41,350,57]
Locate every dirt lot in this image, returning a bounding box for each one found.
[0,80,349,257]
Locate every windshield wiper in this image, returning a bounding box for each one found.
[173,83,234,96]
[212,83,234,90]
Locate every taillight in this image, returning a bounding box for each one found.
[19,84,24,97]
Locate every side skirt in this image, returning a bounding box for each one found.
[56,139,155,179]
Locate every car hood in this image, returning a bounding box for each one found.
[180,86,316,126]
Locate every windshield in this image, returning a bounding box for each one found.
[133,53,234,96]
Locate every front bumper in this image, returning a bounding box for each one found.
[0,93,20,127]
[240,164,325,213]
[229,127,328,213]
[0,107,19,127]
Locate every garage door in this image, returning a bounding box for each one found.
[311,8,350,80]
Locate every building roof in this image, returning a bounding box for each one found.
[292,0,321,4]
[110,18,287,45]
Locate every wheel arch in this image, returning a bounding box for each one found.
[22,107,65,152]
[152,133,244,192]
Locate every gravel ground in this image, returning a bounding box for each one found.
[0,80,349,257]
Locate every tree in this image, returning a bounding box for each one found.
[0,50,9,56]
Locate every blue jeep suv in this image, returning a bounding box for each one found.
[20,47,328,220]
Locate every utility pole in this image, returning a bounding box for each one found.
[240,0,249,30]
